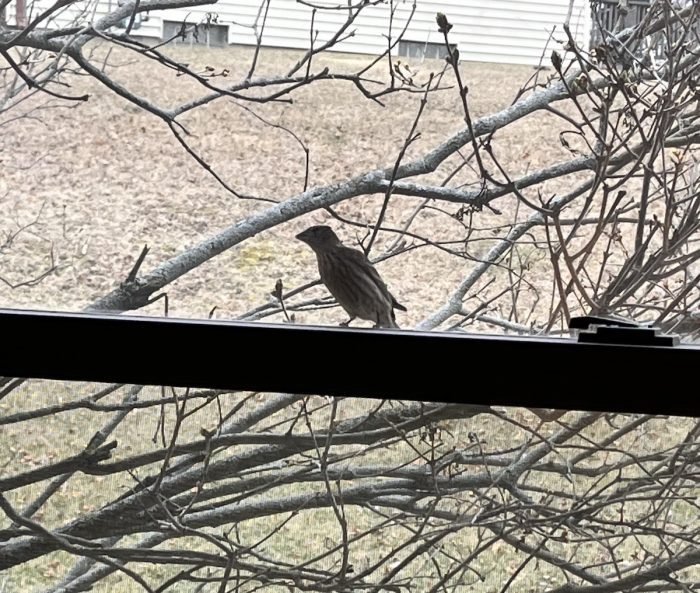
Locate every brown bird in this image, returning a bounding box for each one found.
[296,225,407,329]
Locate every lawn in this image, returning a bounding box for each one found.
[1,42,696,593]
[0,42,580,329]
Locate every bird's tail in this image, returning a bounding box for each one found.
[391,294,407,312]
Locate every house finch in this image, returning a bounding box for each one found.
[295,225,407,329]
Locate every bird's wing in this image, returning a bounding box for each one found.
[341,246,406,310]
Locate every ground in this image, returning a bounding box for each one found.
[0,42,580,329]
[7,43,695,593]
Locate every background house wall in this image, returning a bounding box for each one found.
[5,0,593,66]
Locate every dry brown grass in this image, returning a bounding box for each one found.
[0,42,582,328]
[3,43,693,593]
[2,382,695,592]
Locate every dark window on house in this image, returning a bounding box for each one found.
[163,19,229,47]
[399,39,457,60]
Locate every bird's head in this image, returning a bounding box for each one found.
[295,225,342,251]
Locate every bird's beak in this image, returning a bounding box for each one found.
[295,231,309,243]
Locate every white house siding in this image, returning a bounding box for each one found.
[397,0,591,66]
[163,0,413,55]
[5,0,592,67]
[148,0,592,65]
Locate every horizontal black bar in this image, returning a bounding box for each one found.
[0,308,698,417]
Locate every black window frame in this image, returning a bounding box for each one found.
[0,307,698,417]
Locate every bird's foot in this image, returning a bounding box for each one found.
[340,317,355,327]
